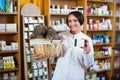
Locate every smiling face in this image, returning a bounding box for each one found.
[67,14,81,35]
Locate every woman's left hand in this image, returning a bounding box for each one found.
[80,39,91,54]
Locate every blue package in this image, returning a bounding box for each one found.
[0,0,5,12]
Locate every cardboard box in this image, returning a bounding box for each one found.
[0,40,6,51]
[6,24,17,32]
[0,24,5,32]
[11,42,18,50]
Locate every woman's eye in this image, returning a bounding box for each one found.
[68,20,72,23]
[68,19,78,23]
[73,19,78,22]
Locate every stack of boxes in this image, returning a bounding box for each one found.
[0,24,17,32]
[0,41,18,51]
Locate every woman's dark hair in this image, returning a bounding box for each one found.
[66,11,84,26]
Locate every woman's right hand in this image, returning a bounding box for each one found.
[31,49,42,60]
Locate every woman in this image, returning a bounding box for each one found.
[33,11,94,80]
[52,11,94,80]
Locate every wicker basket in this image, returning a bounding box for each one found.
[30,39,64,58]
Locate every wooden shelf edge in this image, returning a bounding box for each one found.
[114,54,120,57]
[50,62,56,66]
[87,30,112,32]
[50,14,68,16]
[0,12,18,15]
[0,50,18,54]
[87,0,114,3]
[86,69,111,74]
[116,15,120,17]
[0,68,19,73]
[116,2,120,4]
[116,30,120,31]
[87,14,113,17]
[95,56,111,59]
[93,43,112,46]
[56,30,70,32]
[0,32,18,35]
[115,42,120,45]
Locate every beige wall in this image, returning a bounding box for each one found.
[20,0,43,14]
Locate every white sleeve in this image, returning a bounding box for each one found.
[82,38,94,69]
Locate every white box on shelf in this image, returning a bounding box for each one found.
[5,45,12,50]
[33,19,38,23]
[24,32,28,39]
[11,42,18,50]
[0,40,6,51]
[0,24,6,32]
[3,73,9,80]
[6,24,17,32]
[34,24,39,27]
[29,17,34,23]
[29,32,32,36]
[24,17,29,23]
[24,27,28,31]
[29,25,34,31]
[38,17,44,23]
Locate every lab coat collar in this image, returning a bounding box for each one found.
[68,31,83,38]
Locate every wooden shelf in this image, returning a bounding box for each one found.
[50,62,56,66]
[86,69,111,74]
[87,30,112,32]
[0,50,18,54]
[116,30,120,32]
[87,0,114,3]
[50,14,68,16]
[95,56,111,59]
[0,12,18,16]
[56,30,69,33]
[115,42,120,45]
[87,14,113,17]
[56,30,84,32]
[0,0,21,79]
[0,68,19,73]
[116,2,120,4]
[24,23,43,24]
[94,43,112,46]
[114,54,120,57]
[0,32,18,35]
[116,15,120,17]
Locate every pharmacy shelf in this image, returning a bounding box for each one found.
[95,56,111,59]
[0,50,18,54]
[86,69,111,74]
[0,68,19,73]
[0,32,18,35]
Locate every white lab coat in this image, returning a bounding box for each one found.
[52,31,94,80]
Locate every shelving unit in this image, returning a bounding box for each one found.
[115,1,120,44]
[86,0,115,80]
[21,15,50,80]
[0,0,21,80]
[112,0,120,80]
[114,0,120,58]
